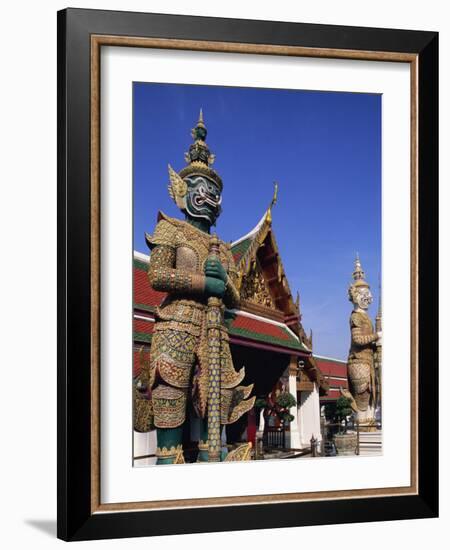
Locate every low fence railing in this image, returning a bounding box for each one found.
[262,426,286,449]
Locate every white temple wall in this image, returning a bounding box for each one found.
[298,383,322,448]
[288,370,301,449]
[133,430,157,466]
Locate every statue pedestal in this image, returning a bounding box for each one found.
[356,404,376,431]
[358,421,378,432]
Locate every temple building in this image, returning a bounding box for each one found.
[315,355,349,407]
[133,197,352,464]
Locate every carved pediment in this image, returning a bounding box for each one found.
[232,202,301,319]
[240,259,276,310]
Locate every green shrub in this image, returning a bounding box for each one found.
[275,391,297,410]
[335,396,353,433]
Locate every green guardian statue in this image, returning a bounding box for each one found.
[136,111,255,464]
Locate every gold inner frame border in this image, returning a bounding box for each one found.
[90,35,419,514]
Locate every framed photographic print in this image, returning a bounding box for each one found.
[57,8,438,541]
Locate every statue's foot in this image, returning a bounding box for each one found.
[156,444,185,464]
[197,440,209,462]
[156,457,175,465]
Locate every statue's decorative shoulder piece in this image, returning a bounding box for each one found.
[135,110,255,464]
[341,255,381,430]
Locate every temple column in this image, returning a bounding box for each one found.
[258,410,265,432]
[288,356,301,450]
[247,408,257,446]
[298,384,322,448]
[310,384,322,444]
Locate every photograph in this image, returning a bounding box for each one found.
[132,83,383,466]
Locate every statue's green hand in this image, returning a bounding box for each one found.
[204,258,227,282]
[205,276,226,298]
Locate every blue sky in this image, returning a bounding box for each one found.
[133,82,381,361]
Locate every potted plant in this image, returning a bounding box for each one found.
[333,396,358,455]
[274,391,297,425]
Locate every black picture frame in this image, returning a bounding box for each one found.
[57,7,438,541]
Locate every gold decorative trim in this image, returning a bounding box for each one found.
[91,35,417,62]
[156,444,184,458]
[90,34,419,514]
[224,442,253,462]
[174,447,186,464]
[191,273,206,293]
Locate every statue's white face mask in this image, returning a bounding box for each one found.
[355,287,373,310]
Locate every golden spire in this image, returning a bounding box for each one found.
[190,108,206,139]
[197,108,205,128]
[352,252,366,281]
[349,253,370,293]
[271,181,278,208]
[180,109,222,189]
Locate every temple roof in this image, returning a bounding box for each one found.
[134,255,165,313]
[230,212,267,266]
[133,312,308,354]
[133,253,310,355]
[228,196,316,357]
[227,310,304,352]
[230,202,298,319]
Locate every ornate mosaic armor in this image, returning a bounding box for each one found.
[139,212,254,431]
[347,310,377,413]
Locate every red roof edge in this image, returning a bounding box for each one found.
[229,335,311,357]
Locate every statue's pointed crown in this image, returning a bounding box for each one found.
[351,253,370,288]
[176,109,223,191]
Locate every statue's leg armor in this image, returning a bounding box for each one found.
[156,427,183,465]
[150,330,196,464]
[348,361,371,411]
[153,384,188,464]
